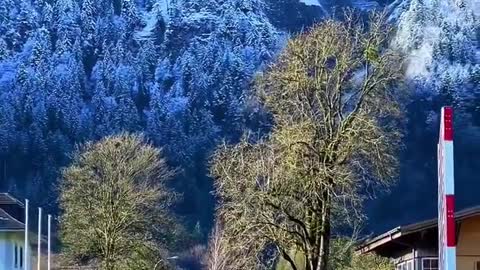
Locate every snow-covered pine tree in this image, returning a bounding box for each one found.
[54,0,81,56]
[30,27,52,68]
[0,0,283,237]
[122,0,141,31]
[0,38,9,60]
[81,0,96,48]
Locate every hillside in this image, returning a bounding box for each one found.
[368,0,480,232]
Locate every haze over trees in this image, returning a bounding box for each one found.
[210,13,404,270]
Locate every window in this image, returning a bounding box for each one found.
[476,261,480,270]
[14,244,18,268]
[422,258,439,270]
[396,260,413,270]
[19,246,23,268]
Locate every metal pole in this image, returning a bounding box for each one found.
[47,215,51,270]
[37,208,41,270]
[25,199,29,270]
[438,107,456,270]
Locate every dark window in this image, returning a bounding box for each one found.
[20,246,23,268]
[14,244,18,268]
[422,258,439,270]
[476,261,480,270]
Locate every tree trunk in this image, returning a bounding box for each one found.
[317,190,331,270]
[306,189,331,270]
[305,205,318,270]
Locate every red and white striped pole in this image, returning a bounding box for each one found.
[438,106,456,270]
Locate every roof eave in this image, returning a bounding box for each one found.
[0,193,25,207]
[356,227,402,254]
[0,229,25,232]
[357,205,480,254]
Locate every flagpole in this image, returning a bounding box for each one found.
[47,215,51,270]
[37,208,41,270]
[25,199,29,270]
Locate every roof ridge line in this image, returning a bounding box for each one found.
[0,207,24,227]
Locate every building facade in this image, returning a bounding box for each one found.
[357,206,480,270]
[0,193,34,270]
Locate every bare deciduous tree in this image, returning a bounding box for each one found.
[205,217,275,270]
[211,12,404,270]
[59,133,180,270]
[206,222,229,270]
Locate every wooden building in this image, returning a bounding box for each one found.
[357,206,480,270]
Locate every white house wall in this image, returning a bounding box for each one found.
[0,231,32,270]
[0,233,13,269]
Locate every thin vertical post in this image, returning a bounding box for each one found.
[47,215,51,270]
[37,208,41,270]
[438,106,456,270]
[25,199,29,270]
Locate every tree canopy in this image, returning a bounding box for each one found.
[210,13,405,270]
[59,133,182,270]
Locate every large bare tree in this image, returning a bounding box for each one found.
[210,13,404,270]
[59,134,180,270]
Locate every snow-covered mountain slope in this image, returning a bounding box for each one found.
[393,0,479,98]
[369,0,480,233]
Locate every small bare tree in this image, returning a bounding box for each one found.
[205,218,274,270]
[211,12,404,270]
[206,222,228,270]
[59,133,179,270]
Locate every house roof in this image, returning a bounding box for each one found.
[0,207,24,231]
[0,193,24,207]
[357,205,480,254]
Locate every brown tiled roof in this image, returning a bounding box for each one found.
[0,207,24,231]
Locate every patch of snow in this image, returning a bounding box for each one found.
[134,11,158,41]
[155,0,170,21]
[352,0,380,10]
[400,24,441,79]
[134,0,170,41]
[405,42,435,79]
[298,0,329,16]
[299,0,321,6]
[387,0,411,21]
